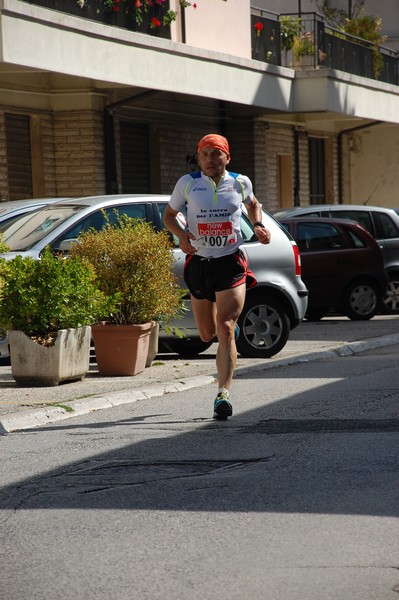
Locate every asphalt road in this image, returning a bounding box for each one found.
[0,340,398,599]
[0,315,398,433]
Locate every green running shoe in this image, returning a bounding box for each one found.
[213,390,233,420]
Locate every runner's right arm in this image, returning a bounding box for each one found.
[163,205,197,255]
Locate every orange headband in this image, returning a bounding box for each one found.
[197,134,230,157]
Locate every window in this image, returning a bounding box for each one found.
[308,138,325,205]
[297,222,343,251]
[120,122,151,193]
[332,210,373,235]
[51,204,148,250]
[373,212,399,240]
[347,229,366,248]
[5,114,33,200]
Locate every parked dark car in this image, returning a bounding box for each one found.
[274,204,399,314]
[279,217,387,321]
[0,195,308,360]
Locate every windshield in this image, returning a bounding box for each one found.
[0,205,83,251]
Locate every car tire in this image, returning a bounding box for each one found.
[341,280,379,320]
[159,337,213,357]
[236,293,290,358]
[381,273,399,314]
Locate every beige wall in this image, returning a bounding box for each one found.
[346,124,399,208]
[183,0,252,59]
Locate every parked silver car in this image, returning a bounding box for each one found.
[273,204,399,313]
[0,198,68,226]
[0,195,308,360]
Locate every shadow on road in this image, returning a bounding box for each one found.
[1,346,398,518]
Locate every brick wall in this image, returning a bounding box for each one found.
[53,111,106,198]
[264,124,295,211]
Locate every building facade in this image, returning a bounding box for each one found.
[0,0,398,210]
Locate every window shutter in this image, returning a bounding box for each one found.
[120,122,150,193]
[5,114,33,200]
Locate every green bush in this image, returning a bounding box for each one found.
[280,16,304,53]
[0,247,114,341]
[70,216,183,325]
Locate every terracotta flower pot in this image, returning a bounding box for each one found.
[92,322,154,376]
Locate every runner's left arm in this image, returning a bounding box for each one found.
[247,196,271,245]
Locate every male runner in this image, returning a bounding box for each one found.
[163,134,270,419]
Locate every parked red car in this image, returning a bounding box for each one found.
[279,217,387,320]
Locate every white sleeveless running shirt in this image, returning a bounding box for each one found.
[169,170,253,258]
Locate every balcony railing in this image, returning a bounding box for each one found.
[22,0,173,39]
[15,2,399,85]
[251,10,398,85]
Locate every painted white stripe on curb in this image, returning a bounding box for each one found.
[1,335,398,434]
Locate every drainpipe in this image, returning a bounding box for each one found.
[337,120,382,204]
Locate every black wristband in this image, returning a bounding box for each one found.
[253,221,264,228]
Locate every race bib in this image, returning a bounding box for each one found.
[196,219,237,248]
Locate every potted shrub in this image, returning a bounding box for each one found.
[280,15,304,54]
[70,215,183,376]
[0,247,113,386]
[293,31,315,66]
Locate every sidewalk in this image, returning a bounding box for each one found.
[1,316,398,434]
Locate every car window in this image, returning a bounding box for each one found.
[296,222,343,252]
[51,204,148,249]
[332,210,373,235]
[1,206,82,251]
[372,212,399,239]
[346,229,366,248]
[240,213,258,243]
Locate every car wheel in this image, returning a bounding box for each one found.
[159,337,213,357]
[342,280,379,320]
[236,293,290,358]
[381,273,399,314]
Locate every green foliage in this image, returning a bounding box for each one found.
[314,0,365,28]
[0,234,9,255]
[343,15,386,79]
[0,234,10,299]
[70,215,183,325]
[293,31,315,59]
[343,15,384,45]
[280,16,304,52]
[0,247,114,339]
[163,10,177,26]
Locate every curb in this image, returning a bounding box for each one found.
[1,333,398,434]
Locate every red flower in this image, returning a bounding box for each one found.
[255,22,264,37]
[150,17,161,28]
[113,3,120,10]
[135,0,141,6]
[193,2,197,7]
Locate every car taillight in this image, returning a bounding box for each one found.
[291,241,301,276]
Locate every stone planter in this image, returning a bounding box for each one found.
[294,54,315,69]
[92,322,154,376]
[9,326,91,387]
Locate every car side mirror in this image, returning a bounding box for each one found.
[57,238,79,252]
